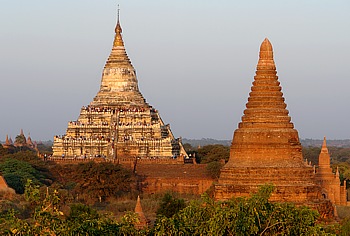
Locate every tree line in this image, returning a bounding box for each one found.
[1,143,350,234]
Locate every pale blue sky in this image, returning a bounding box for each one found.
[0,0,349,141]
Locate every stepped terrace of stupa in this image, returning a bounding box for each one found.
[215,39,333,216]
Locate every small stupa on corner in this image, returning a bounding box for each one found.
[215,38,333,216]
[315,137,347,205]
[52,9,187,160]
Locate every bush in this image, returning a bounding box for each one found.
[0,158,44,194]
[156,192,186,218]
[196,145,229,163]
[206,161,224,179]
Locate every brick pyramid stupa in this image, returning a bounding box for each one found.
[52,14,187,160]
[215,39,332,214]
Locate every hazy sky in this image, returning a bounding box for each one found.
[1,0,349,141]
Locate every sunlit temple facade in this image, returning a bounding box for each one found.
[52,16,186,160]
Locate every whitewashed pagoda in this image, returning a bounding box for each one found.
[52,12,186,160]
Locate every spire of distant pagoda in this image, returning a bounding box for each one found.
[5,135,10,146]
[336,166,340,178]
[321,136,329,154]
[27,133,34,146]
[319,136,331,168]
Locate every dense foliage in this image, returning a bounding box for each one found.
[154,185,336,236]
[1,183,343,235]
[49,161,135,204]
[156,192,186,218]
[184,144,229,178]
[0,181,135,235]
[0,151,52,193]
[1,146,350,235]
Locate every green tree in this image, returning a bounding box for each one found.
[67,203,99,222]
[302,146,321,165]
[0,158,44,193]
[72,162,134,203]
[197,144,229,163]
[206,161,224,179]
[182,143,193,152]
[0,180,126,235]
[154,185,334,236]
[156,192,186,218]
[14,134,26,147]
[0,144,7,156]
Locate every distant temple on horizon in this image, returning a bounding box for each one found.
[214,38,346,216]
[52,14,187,160]
[2,129,37,150]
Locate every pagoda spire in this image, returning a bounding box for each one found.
[239,38,292,129]
[319,136,331,168]
[336,166,340,178]
[113,5,124,47]
[258,38,274,66]
[321,136,329,154]
[5,135,10,145]
[27,133,34,146]
[134,195,148,228]
[91,8,147,108]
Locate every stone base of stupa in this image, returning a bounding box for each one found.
[215,166,334,218]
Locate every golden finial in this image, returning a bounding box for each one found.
[113,4,124,46]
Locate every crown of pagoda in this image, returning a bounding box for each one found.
[240,38,292,128]
[226,38,304,168]
[27,133,34,146]
[5,135,10,146]
[91,12,147,108]
[318,137,331,168]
